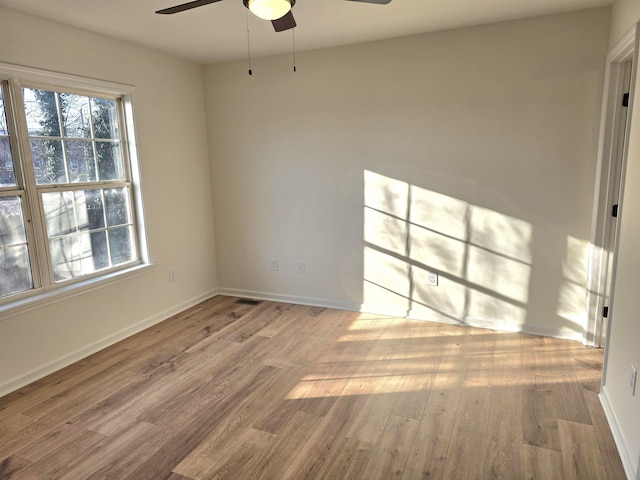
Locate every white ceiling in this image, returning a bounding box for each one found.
[0,0,613,64]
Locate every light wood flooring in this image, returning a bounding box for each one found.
[0,295,626,479]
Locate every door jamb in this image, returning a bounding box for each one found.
[586,25,638,348]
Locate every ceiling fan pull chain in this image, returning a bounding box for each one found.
[246,9,253,75]
[292,27,297,72]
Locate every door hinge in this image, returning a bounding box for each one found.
[603,306,609,318]
[612,204,619,217]
[622,93,630,107]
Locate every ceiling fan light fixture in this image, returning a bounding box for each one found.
[246,0,292,20]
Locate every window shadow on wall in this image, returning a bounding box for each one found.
[362,170,534,331]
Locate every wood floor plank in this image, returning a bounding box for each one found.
[426,325,471,411]
[14,421,86,463]
[483,332,524,479]
[22,362,143,420]
[11,429,107,479]
[0,416,68,463]
[402,405,456,480]
[126,364,281,479]
[583,389,629,480]
[523,444,564,480]
[391,322,449,420]
[279,393,370,480]
[558,419,609,480]
[253,302,302,338]
[162,474,195,480]
[0,297,626,480]
[441,381,491,480]
[522,375,563,450]
[57,419,165,479]
[172,362,300,479]
[199,428,276,480]
[114,295,237,353]
[0,346,134,421]
[346,393,398,444]
[250,395,304,435]
[0,456,33,479]
[235,410,323,480]
[314,437,373,480]
[0,413,36,439]
[464,328,497,386]
[483,384,523,479]
[359,414,420,480]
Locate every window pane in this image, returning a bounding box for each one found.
[44,188,136,280]
[23,88,61,137]
[91,98,119,139]
[0,138,16,187]
[0,196,27,245]
[0,89,16,187]
[65,140,97,183]
[0,197,34,298]
[0,245,33,297]
[96,141,124,180]
[0,88,8,136]
[80,231,109,272]
[105,187,130,226]
[42,191,76,237]
[60,93,91,138]
[75,189,105,231]
[31,139,67,184]
[110,226,134,265]
[50,235,81,281]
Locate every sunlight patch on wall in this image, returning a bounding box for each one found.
[362,170,533,330]
[467,246,530,304]
[410,266,467,321]
[557,236,590,327]
[363,246,410,316]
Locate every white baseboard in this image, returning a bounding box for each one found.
[219,288,361,313]
[600,386,636,480]
[221,289,582,341]
[0,289,219,398]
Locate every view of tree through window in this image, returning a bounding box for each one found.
[0,75,142,304]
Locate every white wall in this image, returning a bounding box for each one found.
[0,8,218,394]
[609,0,640,47]
[601,1,640,478]
[207,8,610,339]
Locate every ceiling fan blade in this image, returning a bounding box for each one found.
[345,0,391,4]
[156,0,223,15]
[272,11,296,32]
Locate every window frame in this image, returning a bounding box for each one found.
[0,62,152,317]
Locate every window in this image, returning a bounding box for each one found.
[0,65,147,308]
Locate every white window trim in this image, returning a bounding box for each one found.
[0,61,153,316]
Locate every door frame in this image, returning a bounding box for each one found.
[586,25,638,348]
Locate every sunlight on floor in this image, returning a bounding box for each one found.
[285,311,587,400]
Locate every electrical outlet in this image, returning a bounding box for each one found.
[169,268,176,283]
[270,257,278,271]
[297,260,305,273]
[630,364,637,396]
[428,272,438,286]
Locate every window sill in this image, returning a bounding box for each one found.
[0,262,156,321]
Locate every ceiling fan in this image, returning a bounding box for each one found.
[156,0,392,32]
